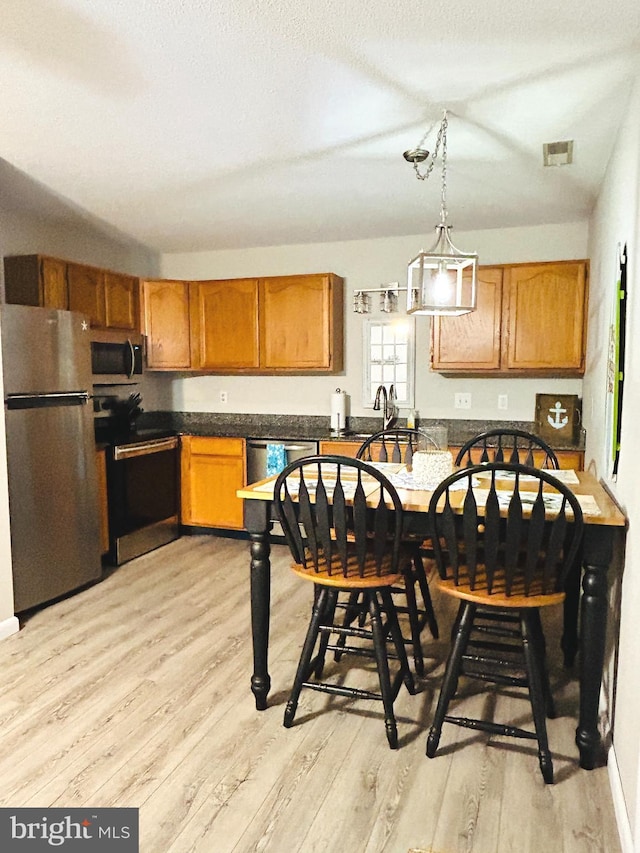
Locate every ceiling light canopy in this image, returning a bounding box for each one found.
[404,111,478,317]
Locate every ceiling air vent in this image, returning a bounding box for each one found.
[543,140,574,167]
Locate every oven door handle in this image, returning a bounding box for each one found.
[113,436,178,460]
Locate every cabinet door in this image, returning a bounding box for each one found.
[319,440,361,458]
[104,271,139,330]
[505,262,587,372]
[181,436,246,529]
[191,279,260,370]
[68,263,106,327]
[431,268,503,371]
[142,280,192,369]
[40,257,69,310]
[260,274,343,371]
[4,255,69,309]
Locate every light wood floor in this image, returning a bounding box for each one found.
[0,535,621,853]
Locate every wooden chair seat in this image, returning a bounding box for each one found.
[292,549,404,588]
[436,569,566,609]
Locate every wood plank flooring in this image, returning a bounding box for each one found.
[0,535,621,852]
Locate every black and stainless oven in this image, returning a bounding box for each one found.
[105,432,180,565]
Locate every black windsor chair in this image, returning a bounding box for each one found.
[455,428,560,469]
[274,455,415,749]
[425,462,584,783]
[354,428,441,675]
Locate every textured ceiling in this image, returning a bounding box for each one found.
[2,0,640,253]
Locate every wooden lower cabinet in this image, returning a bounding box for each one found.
[95,447,109,555]
[448,446,583,471]
[180,436,246,529]
[320,440,583,470]
[319,440,361,458]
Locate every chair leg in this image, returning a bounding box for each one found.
[334,591,362,662]
[380,587,415,697]
[412,548,439,639]
[530,608,556,719]
[402,564,424,676]
[521,611,554,783]
[314,589,338,677]
[368,590,400,749]
[427,601,475,758]
[284,586,329,729]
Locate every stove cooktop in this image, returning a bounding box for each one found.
[94,423,176,446]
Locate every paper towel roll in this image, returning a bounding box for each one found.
[331,389,347,433]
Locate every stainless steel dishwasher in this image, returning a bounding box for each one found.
[246,438,319,536]
[246,438,319,484]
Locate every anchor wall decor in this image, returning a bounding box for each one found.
[534,393,581,444]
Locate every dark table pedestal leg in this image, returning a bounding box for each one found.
[561,546,582,668]
[576,528,612,770]
[245,500,272,711]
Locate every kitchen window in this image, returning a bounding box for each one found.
[363,317,415,407]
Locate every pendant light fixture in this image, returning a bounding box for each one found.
[404,111,478,316]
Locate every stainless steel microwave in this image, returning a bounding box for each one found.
[91,329,144,385]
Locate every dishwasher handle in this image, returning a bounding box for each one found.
[247,441,317,453]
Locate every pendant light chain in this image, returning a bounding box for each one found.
[440,112,448,226]
[411,110,448,183]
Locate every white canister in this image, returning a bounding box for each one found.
[411,450,453,488]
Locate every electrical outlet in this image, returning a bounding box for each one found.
[498,394,508,410]
[454,392,471,410]
[219,390,228,404]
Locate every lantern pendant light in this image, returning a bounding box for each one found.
[404,111,478,316]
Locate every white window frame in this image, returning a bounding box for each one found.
[362,317,415,408]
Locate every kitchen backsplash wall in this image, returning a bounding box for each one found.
[155,221,587,423]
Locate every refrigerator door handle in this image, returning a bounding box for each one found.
[6,391,91,410]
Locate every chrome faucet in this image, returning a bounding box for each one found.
[373,384,396,430]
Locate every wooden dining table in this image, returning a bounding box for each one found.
[237,465,627,771]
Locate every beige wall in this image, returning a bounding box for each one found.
[159,222,588,422]
[586,71,640,850]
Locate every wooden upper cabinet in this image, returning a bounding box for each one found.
[67,262,106,327]
[40,257,70,311]
[260,273,344,372]
[191,279,260,370]
[139,271,344,374]
[141,279,192,369]
[4,254,69,310]
[104,271,139,330]
[431,260,588,376]
[4,254,140,331]
[432,267,503,371]
[505,262,587,371]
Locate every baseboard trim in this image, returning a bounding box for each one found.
[0,616,19,641]
[608,743,634,853]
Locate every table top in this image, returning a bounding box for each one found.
[238,466,627,529]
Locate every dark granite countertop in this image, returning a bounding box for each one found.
[136,411,585,452]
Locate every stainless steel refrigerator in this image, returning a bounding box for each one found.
[1,304,102,612]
